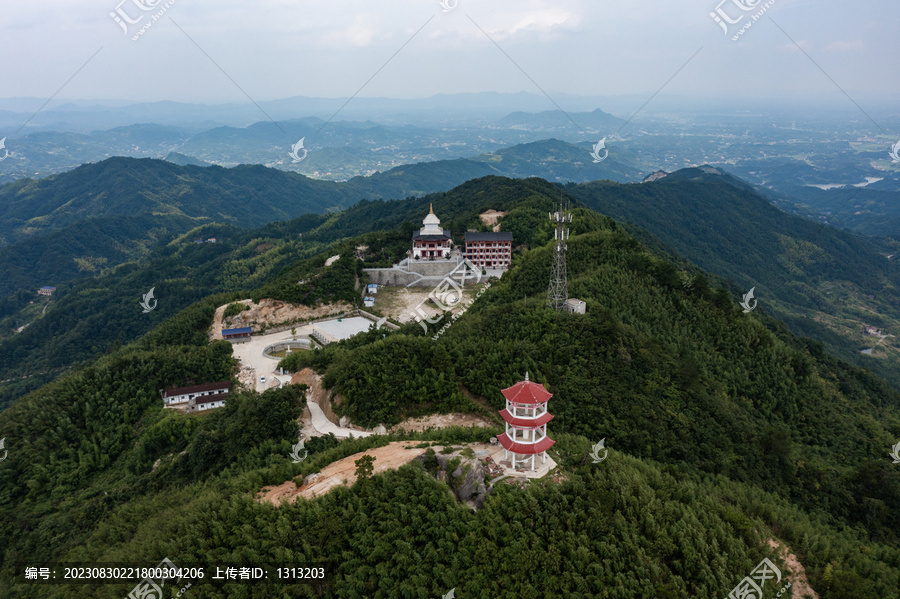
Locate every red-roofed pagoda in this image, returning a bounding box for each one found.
[498,372,555,471]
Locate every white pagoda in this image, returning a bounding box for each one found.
[412,204,452,260]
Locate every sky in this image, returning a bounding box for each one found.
[0,0,897,111]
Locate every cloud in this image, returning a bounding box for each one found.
[341,15,380,47]
[494,9,578,39]
[825,40,864,52]
[780,39,813,53]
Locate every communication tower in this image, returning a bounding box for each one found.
[547,200,572,311]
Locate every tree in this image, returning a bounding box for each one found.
[355,454,375,482]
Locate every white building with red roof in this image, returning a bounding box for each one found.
[497,372,556,471]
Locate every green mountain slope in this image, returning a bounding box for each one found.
[566,167,900,387]
[0,217,365,409]
[0,175,556,407]
[0,213,204,298]
[0,157,354,245]
[4,169,900,412]
[293,201,900,540]
[471,138,643,183]
[1,182,898,597]
[0,139,644,250]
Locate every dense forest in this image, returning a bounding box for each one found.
[0,157,357,245]
[7,167,899,408]
[1,175,899,597]
[566,167,900,388]
[0,176,563,406]
[287,198,900,545]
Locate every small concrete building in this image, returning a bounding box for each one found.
[363,297,375,308]
[367,283,378,294]
[194,394,227,411]
[38,286,56,296]
[222,326,252,342]
[562,298,586,314]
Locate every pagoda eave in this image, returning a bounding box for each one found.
[497,434,555,455]
[499,408,554,427]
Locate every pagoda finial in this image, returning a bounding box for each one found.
[429,203,434,215]
[525,371,529,382]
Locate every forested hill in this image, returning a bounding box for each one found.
[566,166,900,388]
[4,168,900,408]
[0,157,355,245]
[0,181,898,597]
[0,138,641,249]
[0,176,561,408]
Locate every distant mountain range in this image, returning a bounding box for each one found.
[0,137,644,247]
[0,92,625,132]
[0,105,641,185]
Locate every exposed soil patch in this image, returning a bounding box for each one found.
[209,298,354,340]
[375,285,484,325]
[257,442,429,504]
[390,412,496,433]
[381,286,445,324]
[766,538,819,599]
[479,209,507,232]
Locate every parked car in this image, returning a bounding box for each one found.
[260,376,266,384]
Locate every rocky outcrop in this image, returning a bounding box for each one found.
[416,449,489,510]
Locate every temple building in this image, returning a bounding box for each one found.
[497,372,555,471]
[412,204,452,260]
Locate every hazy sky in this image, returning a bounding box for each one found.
[1,0,897,108]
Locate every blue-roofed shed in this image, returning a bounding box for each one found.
[222,327,252,342]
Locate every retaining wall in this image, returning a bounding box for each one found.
[263,339,312,358]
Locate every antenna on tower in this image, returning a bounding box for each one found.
[547,195,570,311]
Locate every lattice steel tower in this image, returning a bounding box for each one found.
[547,200,572,311]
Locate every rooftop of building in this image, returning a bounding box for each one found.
[164,380,231,397]
[501,373,552,405]
[465,231,513,242]
[412,231,451,241]
[222,326,252,336]
[195,393,230,405]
